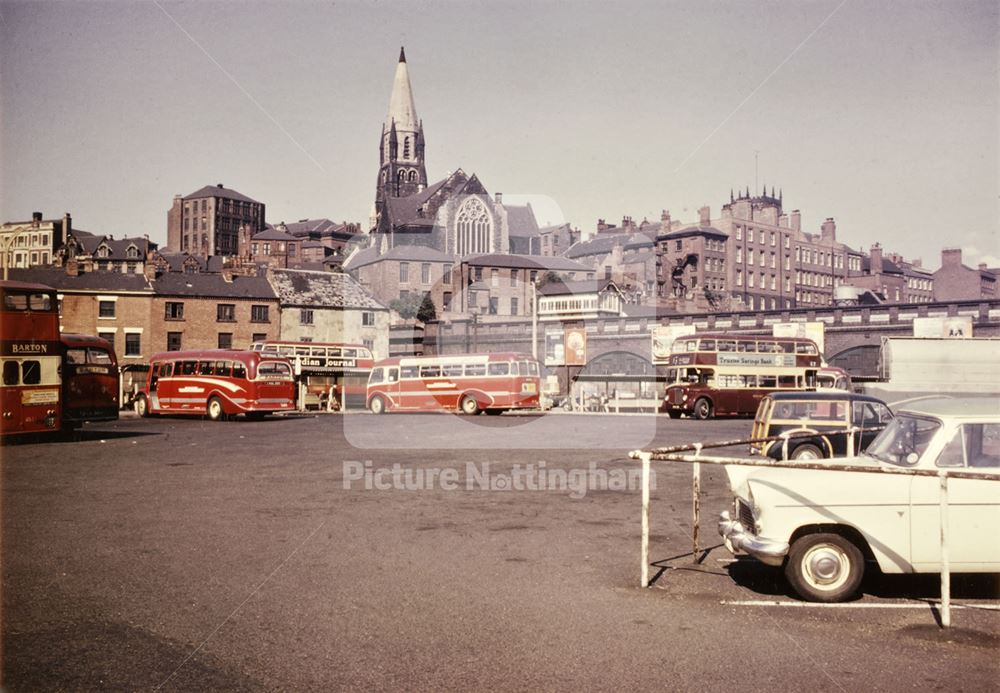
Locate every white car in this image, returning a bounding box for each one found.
[718,397,1000,602]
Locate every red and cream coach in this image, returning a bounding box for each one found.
[135,349,295,421]
[366,352,540,415]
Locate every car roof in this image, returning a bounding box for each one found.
[895,396,1000,419]
[765,391,887,404]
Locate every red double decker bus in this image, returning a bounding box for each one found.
[366,352,540,415]
[135,349,295,421]
[0,281,62,436]
[60,333,120,429]
[250,341,374,410]
[662,333,821,419]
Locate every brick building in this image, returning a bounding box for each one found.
[57,231,158,275]
[933,248,997,301]
[8,267,154,363]
[150,271,279,353]
[167,183,266,257]
[344,244,457,315]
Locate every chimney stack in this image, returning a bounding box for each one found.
[821,218,836,241]
[494,192,503,204]
[941,248,962,267]
[698,206,711,226]
[790,210,801,232]
[870,243,883,275]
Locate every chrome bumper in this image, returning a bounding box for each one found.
[717,511,789,567]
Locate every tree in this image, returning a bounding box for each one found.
[417,293,437,323]
[389,292,437,323]
[388,293,423,319]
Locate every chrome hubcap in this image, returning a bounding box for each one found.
[805,546,846,586]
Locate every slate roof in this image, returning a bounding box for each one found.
[862,256,904,275]
[267,269,387,311]
[659,225,729,241]
[505,204,539,237]
[564,231,655,259]
[252,227,298,242]
[462,253,588,272]
[344,244,456,271]
[383,178,450,228]
[280,219,353,238]
[154,272,276,299]
[7,267,153,293]
[537,278,620,297]
[70,234,155,258]
[183,184,261,204]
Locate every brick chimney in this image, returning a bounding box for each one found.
[494,192,503,204]
[820,218,836,242]
[790,210,801,232]
[941,248,962,267]
[870,243,883,276]
[32,212,42,227]
[66,259,79,277]
[698,206,711,226]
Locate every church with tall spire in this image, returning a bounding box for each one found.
[375,46,428,206]
[369,47,516,258]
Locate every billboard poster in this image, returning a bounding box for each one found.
[773,321,825,353]
[651,324,697,365]
[564,328,587,366]
[544,332,565,366]
[912,316,973,338]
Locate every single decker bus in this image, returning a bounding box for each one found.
[366,352,540,415]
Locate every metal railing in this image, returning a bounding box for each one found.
[628,429,1000,628]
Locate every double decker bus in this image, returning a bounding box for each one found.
[662,333,821,419]
[250,341,374,410]
[60,333,120,429]
[366,352,540,415]
[0,281,62,436]
[135,350,295,421]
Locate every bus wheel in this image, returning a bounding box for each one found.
[207,396,227,421]
[369,395,387,415]
[791,443,824,460]
[460,395,480,416]
[135,395,150,418]
[693,398,713,420]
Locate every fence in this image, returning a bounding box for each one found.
[629,428,1000,628]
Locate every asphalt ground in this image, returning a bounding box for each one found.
[3,412,999,691]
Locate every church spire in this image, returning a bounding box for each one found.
[387,46,419,131]
[399,46,406,63]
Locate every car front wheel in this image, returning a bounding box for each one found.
[785,532,864,602]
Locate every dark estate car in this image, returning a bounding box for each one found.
[750,391,894,460]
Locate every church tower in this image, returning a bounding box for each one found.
[376,47,428,207]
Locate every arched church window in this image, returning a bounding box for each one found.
[408,170,417,182]
[397,170,406,182]
[455,197,493,256]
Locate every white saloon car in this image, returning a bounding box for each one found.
[718,397,1000,602]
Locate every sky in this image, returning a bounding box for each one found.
[1,0,997,269]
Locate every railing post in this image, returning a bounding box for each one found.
[692,443,703,563]
[939,471,951,628]
[640,452,651,588]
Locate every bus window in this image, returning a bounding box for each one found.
[233,362,247,379]
[528,361,539,376]
[370,367,385,385]
[510,362,520,376]
[778,342,794,353]
[342,348,357,358]
[198,361,214,375]
[215,361,232,377]
[387,368,399,383]
[737,341,755,353]
[3,361,18,385]
[160,362,174,377]
[4,294,27,310]
[89,348,113,365]
[683,339,698,352]
[796,342,817,355]
[464,363,486,376]
[699,339,716,351]
[180,361,197,375]
[401,366,419,379]
[258,361,291,378]
[22,361,41,385]
[759,375,777,388]
[66,349,87,364]
[419,365,441,378]
[488,362,510,376]
[442,364,463,377]
[778,375,797,388]
[718,340,736,352]
[30,293,52,311]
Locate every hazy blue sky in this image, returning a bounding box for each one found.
[2,0,997,268]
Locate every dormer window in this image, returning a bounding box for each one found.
[126,245,139,259]
[97,245,110,258]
